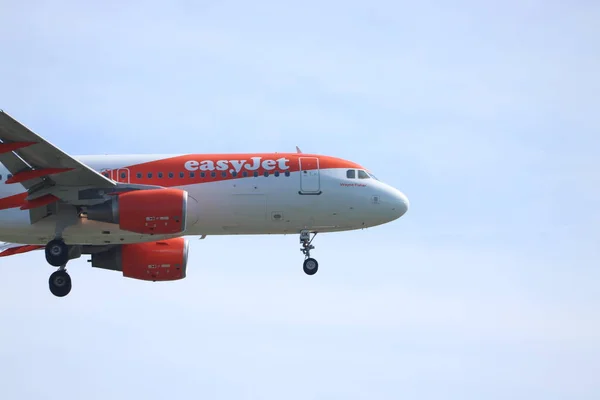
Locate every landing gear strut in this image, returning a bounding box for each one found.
[300,230,319,275]
[45,239,72,297]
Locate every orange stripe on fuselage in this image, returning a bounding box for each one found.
[107,153,364,187]
[0,154,364,210]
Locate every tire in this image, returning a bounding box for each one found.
[49,270,72,297]
[45,239,69,267]
[303,258,319,276]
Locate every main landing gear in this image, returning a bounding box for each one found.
[45,239,72,297]
[300,230,319,276]
[49,267,71,297]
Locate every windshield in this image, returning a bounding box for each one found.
[345,169,380,181]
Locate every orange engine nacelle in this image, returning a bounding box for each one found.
[86,189,188,235]
[90,238,189,281]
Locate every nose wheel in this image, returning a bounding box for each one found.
[303,257,319,275]
[45,239,73,297]
[300,230,319,275]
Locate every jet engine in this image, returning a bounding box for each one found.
[90,238,188,281]
[86,189,188,235]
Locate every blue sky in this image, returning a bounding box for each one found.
[0,1,599,399]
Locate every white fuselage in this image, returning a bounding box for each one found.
[0,154,409,245]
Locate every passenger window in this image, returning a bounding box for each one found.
[179,172,184,178]
[221,171,227,178]
[285,171,290,177]
[253,171,259,178]
[158,172,163,178]
[168,172,174,178]
[347,170,356,179]
[274,171,280,177]
[232,171,238,177]
[243,171,248,177]
[120,172,126,179]
[201,172,206,178]
[211,172,216,178]
[136,173,142,179]
[358,170,369,179]
[189,172,195,178]
[263,171,269,177]
[147,173,153,178]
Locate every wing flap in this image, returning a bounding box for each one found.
[0,111,116,189]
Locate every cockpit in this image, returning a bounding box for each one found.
[346,169,379,181]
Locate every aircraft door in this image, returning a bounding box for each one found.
[116,168,130,183]
[299,157,321,194]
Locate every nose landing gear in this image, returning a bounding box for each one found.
[300,230,319,275]
[45,239,73,297]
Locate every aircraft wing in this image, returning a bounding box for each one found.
[0,241,43,257]
[0,110,116,190]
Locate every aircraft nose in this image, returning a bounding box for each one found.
[390,189,409,218]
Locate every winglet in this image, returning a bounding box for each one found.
[296,146,303,154]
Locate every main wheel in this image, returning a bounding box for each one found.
[45,239,69,267]
[49,270,72,297]
[303,258,319,275]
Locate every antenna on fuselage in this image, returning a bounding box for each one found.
[295,146,303,153]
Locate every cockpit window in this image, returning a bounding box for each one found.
[346,169,356,179]
[358,170,370,179]
[368,172,379,181]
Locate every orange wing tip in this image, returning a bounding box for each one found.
[0,141,37,154]
[6,168,74,184]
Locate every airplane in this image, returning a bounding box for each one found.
[0,110,409,297]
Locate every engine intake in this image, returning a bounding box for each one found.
[91,238,189,281]
[87,189,188,235]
